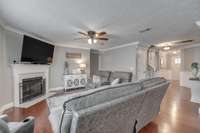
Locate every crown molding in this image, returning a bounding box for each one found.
[180,43,200,50]
[56,43,91,50]
[3,25,54,44]
[3,25,92,50]
[99,41,139,52]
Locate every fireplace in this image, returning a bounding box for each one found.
[19,77,46,103]
[12,64,49,108]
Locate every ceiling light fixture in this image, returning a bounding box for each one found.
[88,38,97,45]
[93,39,97,43]
[163,46,170,50]
[173,51,177,54]
[88,38,92,44]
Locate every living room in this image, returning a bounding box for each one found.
[1,0,200,133]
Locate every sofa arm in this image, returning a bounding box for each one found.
[14,116,35,133]
[0,114,9,122]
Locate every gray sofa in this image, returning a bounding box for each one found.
[0,114,35,133]
[96,71,132,85]
[47,77,169,133]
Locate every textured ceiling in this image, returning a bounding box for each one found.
[0,0,200,49]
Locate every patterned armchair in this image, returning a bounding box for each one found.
[0,114,35,133]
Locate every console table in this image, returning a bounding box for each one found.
[64,74,87,91]
[180,72,200,103]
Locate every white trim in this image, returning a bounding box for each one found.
[49,86,64,92]
[56,43,91,50]
[0,103,13,114]
[199,108,200,115]
[99,41,139,52]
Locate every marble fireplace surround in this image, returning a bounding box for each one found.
[11,64,49,108]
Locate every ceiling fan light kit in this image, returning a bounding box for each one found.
[163,46,171,50]
[88,38,97,45]
[77,30,108,45]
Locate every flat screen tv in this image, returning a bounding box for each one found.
[21,35,55,64]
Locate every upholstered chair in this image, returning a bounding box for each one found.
[0,114,35,133]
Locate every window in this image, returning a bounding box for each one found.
[175,57,181,64]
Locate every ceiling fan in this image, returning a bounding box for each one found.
[77,31,109,45]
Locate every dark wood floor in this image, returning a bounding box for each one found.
[4,81,200,133]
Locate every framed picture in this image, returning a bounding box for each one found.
[66,52,81,59]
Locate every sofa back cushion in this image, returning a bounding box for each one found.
[70,90,145,133]
[64,82,141,111]
[136,81,170,131]
[109,71,132,83]
[96,71,111,83]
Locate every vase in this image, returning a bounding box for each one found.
[192,68,199,78]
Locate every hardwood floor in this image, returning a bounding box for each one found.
[4,81,200,133]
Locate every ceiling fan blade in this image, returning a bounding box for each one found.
[174,40,194,44]
[78,31,88,36]
[74,37,88,40]
[96,32,107,36]
[97,37,109,40]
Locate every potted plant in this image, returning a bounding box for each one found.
[191,62,199,78]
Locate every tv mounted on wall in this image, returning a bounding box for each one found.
[21,35,55,64]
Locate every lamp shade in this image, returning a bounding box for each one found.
[80,63,86,68]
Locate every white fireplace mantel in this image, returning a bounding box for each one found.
[11,64,50,108]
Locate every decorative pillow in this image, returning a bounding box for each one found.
[93,75,101,84]
[0,119,9,133]
[111,78,120,85]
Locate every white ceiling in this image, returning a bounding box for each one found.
[0,0,200,49]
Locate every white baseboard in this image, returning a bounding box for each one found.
[199,108,200,115]
[49,86,64,91]
[0,102,13,114]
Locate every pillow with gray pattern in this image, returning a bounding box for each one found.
[0,119,9,133]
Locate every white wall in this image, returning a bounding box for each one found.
[0,26,8,108]
[171,54,181,80]
[181,45,200,71]
[0,28,91,108]
[179,46,200,104]
[99,43,138,80]
[0,27,23,108]
[50,46,90,88]
[136,46,147,80]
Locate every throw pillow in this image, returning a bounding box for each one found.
[0,119,9,133]
[111,78,120,85]
[93,75,101,84]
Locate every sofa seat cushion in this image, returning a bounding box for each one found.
[140,77,166,89]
